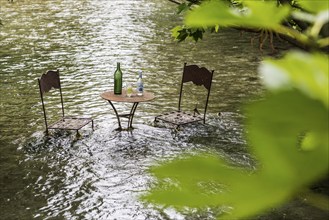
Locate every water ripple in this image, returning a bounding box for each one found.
[0,0,276,219]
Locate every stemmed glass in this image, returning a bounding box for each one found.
[126,83,133,97]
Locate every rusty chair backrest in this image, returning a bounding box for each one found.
[38,70,65,130]
[178,63,214,122]
[39,70,61,94]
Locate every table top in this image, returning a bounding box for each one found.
[100,89,155,103]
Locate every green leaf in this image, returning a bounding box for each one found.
[259,52,329,108]
[185,0,290,29]
[171,26,205,42]
[297,0,329,13]
[301,132,324,151]
[191,29,204,41]
[143,90,329,219]
[143,51,329,219]
[177,3,189,14]
[246,90,329,181]
[171,26,183,39]
[143,154,249,208]
[215,24,219,32]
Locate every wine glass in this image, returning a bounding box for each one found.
[126,83,133,97]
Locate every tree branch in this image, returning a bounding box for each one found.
[168,0,181,5]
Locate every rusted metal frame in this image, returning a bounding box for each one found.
[128,102,139,129]
[57,71,65,118]
[156,63,214,127]
[38,78,49,134]
[179,63,212,123]
[155,111,203,126]
[48,125,79,130]
[203,69,214,123]
[47,118,93,136]
[159,117,202,126]
[38,70,94,134]
[107,100,122,129]
[84,118,94,131]
[48,116,93,130]
[178,63,187,111]
[118,113,131,118]
[154,116,178,126]
[48,121,79,135]
[154,115,160,122]
[182,64,212,90]
[108,101,139,130]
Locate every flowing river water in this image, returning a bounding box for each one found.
[0,0,327,219]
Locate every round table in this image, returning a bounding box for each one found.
[100,89,155,130]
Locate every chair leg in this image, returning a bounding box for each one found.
[76,130,81,138]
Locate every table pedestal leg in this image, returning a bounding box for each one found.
[107,100,139,130]
[128,102,139,129]
[107,100,122,130]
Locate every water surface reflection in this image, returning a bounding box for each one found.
[21,114,249,219]
[2,0,320,219]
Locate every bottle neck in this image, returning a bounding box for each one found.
[117,62,120,70]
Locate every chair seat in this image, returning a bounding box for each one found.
[48,117,93,130]
[155,111,203,126]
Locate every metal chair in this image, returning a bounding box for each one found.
[38,70,94,134]
[155,63,214,127]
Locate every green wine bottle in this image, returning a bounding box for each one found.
[114,62,122,95]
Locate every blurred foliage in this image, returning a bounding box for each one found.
[185,0,291,29]
[171,0,329,50]
[143,0,329,219]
